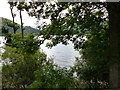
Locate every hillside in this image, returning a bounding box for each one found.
[0,17,39,35]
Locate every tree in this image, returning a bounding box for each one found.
[74,28,109,88]
[2,33,76,88]
[8,2,17,34]
[17,2,24,39]
[22,2,120,88]
[28,62,75,88]
[106,3,120,88]
[2,34,47,88]
[8,1,25,39]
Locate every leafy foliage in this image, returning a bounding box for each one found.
[2,34,47,88]
[3,1,120,88]
[0,17,20,35]
[73,28,109,88]
[28,63,75,88]
[2,46,47,88]
[2,34,76,88]
[23,2,108,49]
[5,34,40,54]
[22,2,110,88]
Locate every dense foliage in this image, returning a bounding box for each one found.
[0,17,20,35]
[28,63,75,88]
[2,34,76,88]
[1,1,120,89]
[74,28,109,88]
[24,2,108,49]
[2,34,46,88]
[22,2,110,88]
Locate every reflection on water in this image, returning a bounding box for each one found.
[40,40,80,67]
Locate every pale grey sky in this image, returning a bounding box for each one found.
[0,0,51,27]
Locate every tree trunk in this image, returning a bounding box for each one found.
[107,2,120,88]
[20,10,24,39]
[10,7,16,34]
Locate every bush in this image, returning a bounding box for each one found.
[28,63,75,88]
[2,34,47,88]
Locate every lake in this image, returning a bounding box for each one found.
[0,36,80,67]
[40,40,80,67]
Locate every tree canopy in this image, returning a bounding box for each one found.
[1,1,120,88]
[22,1,120,88]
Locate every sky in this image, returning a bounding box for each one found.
[0,0,50,27]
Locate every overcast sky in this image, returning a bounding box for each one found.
[0,0,51,27]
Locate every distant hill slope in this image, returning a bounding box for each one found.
[0,17,39,36]
[16,26,39,34]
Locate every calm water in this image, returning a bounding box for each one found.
[40,40,80,67]
[0,36,80,67]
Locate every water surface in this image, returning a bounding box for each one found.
[40,41,80,67]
